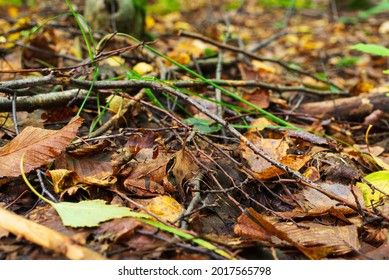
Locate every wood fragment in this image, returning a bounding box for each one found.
[296,92,389,120]
[0,207,106,260]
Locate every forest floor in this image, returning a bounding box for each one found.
[0,0,388,260]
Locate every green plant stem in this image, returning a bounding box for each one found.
[65,0,94,60]
[20,153,54,206]
[117,33,297,128]
[140,218,235,260]
[77,67,99,118]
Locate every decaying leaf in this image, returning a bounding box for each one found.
[234,211,272,242]
[240,135,289,173]
[167,149,201,199]
[46,169,80,193]
[303,182,364,213]
[55,148,113,179]
[303,166,321,182]
[235,208,334,259]
[145,195,183,224]
[275,221,361,256]
[239,133,311,179]
[122,150,172,197]
[95,217,143,242]
[241,89,270,110]
[0,116,83,178]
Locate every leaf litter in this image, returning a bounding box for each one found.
[0,0,389,260]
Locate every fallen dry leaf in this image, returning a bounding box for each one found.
[145,195,183,224]
[0,116,83,178]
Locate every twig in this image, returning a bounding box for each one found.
[11,92,19,134]
[0,42,146,74]
[86,90,145,139]
[134,229,226,260]
[181,177,202,230]
[169,79,349,96]
[0,89,88,112]
[107,79,387,221]
[0,207,106,260]
[178,30,343,90]
[248,0,293,52]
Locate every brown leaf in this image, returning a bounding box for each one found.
[125,129,161,149]
[122,150,171,197]
[240,134,289,173]
[56,151,113,179]
[275,221,361,256]
[0,116,83,178]
[241,208,334,259]
[95,217,142,243]
[167,150,201,200]
[239,133,311,179]
[303,182,364,213]
[22,29,59,69]
[241,89,270,110]
[66,140,110,157]
[303,166,321,182]
[254,154,311,180]
[234,212,272,241]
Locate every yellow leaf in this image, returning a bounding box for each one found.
[106,94,130,114]
[145,15,155,30]
[106,56,125,67]
[7,6,19,18]
[146,195,183,224]
[174,21,192,31]
[133,62,154,75]
[247,118,275,133]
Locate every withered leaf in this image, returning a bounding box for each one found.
[145,195,183,224]
[275,221,360,256]
[234,211,272,242]
[55,151,113,179]
[0,116,83,178]
[240,208,334,260]
[240,132,311,179]
[46,169,80,193]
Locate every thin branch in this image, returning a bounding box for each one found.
[179,30,343,90]
[0,89,88,112]
[11,93,19,134]
[97,78,386,221]
[86,90,145,139]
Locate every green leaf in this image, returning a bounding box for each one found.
[356,171,389,207]
[350,44,389,57]
[383,69,389,75]
[53,200,149,227]
[336,56,360,68]
[183,118,221,134]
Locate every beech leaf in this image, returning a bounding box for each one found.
[53,200,149,227]
[0,116,83,178]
